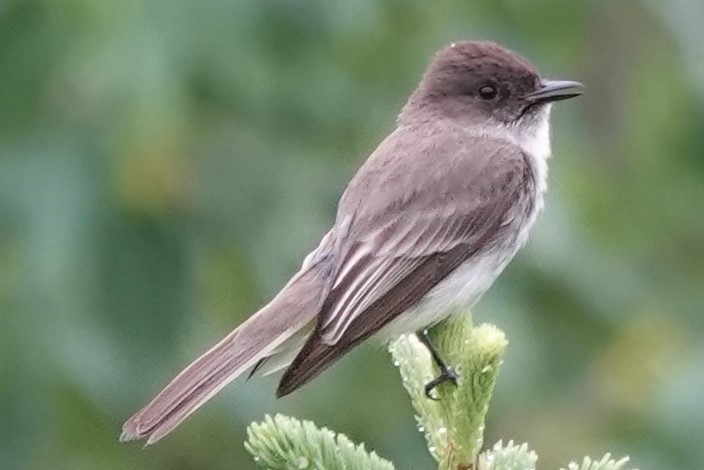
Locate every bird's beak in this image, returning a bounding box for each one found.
[524,80,584,104]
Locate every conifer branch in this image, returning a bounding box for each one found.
[245,414,394,470]
[245,315,637,470]
[389,315,507,469]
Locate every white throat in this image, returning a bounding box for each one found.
[468,106,552,198]
[513,106,551,196]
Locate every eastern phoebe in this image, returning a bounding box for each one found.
[122,40,583,444]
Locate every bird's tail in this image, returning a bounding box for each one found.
[120,265,326,445]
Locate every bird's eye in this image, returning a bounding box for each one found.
[478,85,498,100]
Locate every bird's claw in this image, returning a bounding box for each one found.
[424,366,459,400]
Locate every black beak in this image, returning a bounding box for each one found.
[524,80,583,104]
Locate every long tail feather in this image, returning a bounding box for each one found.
[120,266,325,444]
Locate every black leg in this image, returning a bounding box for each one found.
[416,329,459,400]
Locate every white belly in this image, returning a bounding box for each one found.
[380,171,544,337]
[380,236,525,338]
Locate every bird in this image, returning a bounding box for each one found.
[121,40,583,445]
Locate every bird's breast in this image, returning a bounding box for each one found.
[381,193,540,338]
[380,250,517,338]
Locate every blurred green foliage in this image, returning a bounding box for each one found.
[1,1,703,469]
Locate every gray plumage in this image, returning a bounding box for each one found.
[278,123,536,396]
[121,40,582,444]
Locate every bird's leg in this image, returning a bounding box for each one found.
[416,329,459,400]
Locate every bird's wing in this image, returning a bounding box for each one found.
[277,128,535,396]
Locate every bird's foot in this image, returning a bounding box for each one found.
[416,329,460,400]
[424,364,459,400]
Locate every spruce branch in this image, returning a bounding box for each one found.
[245,413,394,470]
[389,314,507,469]
[561,454,633,470]
[245,315,637,470]
[476,440,538,470]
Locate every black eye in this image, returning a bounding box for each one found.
[478,85,498,100]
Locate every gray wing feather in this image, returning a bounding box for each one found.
[319,130,531,344]
[277,124,535,396]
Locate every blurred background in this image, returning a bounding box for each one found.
[1,1,703,469]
